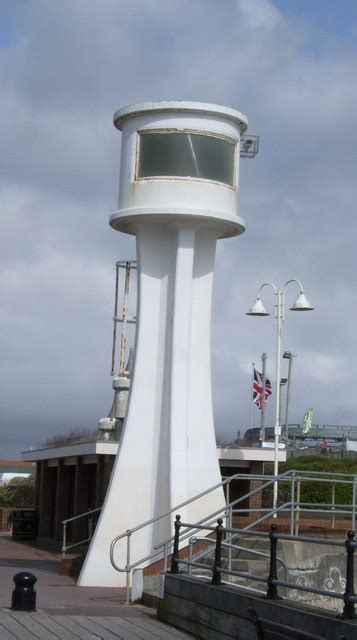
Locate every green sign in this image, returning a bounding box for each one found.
[302,408,314,435]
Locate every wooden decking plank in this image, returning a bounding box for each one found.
[105,615,183,640]
[0,614,40,640]
[129,615,196,639]
[129,616,180,639]
[9,613,60,639]
[0,616,17,640]
[71,615,124,639]
[139,614,197,639]
[51,615,102,639]
[29,614,78,640]
[90,616,144,639]
[106,616,159,639]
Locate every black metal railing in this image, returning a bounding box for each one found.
[170,515,357,620]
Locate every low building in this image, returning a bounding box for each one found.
[22,440,286,546]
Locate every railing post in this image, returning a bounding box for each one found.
[352,479,356,532]
[170,515,181,574]
[331,483,335,529]
[88,516,93,539]
[125,530,132,605]
[342,530,356,619]
[62,522,67,560]
[290,472,295,536]
[211,518,223,585]
[188,537,195,577]
[163,542,168,574]
[228,506,233,571]
[266,524,281,600]
[295,477,301,536]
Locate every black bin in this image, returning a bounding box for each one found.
[12,510,37,541]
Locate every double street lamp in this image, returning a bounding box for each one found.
[246,279,314,511]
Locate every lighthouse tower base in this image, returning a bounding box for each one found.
[78,222,226,587]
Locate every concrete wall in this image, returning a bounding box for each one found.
[158,574,357,640]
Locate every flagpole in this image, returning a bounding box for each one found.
[249,362,254,429]
[261,352,267,443]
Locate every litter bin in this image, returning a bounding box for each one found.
[12,510,37,541]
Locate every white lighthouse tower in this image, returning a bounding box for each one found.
[79,101,248,587]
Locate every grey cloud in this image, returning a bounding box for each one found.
[1,0,357,457]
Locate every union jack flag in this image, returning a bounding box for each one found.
[252,367,272,409]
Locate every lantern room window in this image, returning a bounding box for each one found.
[136,130,236,187]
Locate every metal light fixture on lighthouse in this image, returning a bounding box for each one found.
[79,101,254,587]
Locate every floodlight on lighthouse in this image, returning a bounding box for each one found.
[240,134,259,158]
[79,101,252,589]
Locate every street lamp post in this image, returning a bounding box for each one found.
[246,279,313,513]
[283,351,297,444]
[279,378,288,427]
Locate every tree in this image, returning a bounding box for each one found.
[38,426,98,449]
[0,476,35,508]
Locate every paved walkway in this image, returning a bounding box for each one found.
[0,534,196,638]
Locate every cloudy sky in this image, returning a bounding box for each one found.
[1,0,357,456]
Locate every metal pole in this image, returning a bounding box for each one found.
[266,524,281,600]
[284,354,294,442]
[62,522,67,560]
[228,506,233,571]
[110,262,120,376]
[170,515,181,574]
[163,542,168,574]
[353,479,356,532]
[188,540,193,576]
[125,531,131,605]
[296,477,301,535]
[342,531,356,619]
[261,353,267,443]
[332,483,335,529]
[273,290,282,514]
[290,472,295,536]
[211,518,223,585]
[249,362,255,430]
[119,262,131,376]
[279,380,284,430]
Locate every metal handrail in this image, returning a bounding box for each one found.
[187,533,288,591]
[109,470,293,602]
[109,468,357,603]
[110,469,291,566]
[62,506,102,558]
[153,470,293,552]
[63,506,102,525]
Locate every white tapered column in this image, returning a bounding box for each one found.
[170,225,195,515]
[79,222,224,587]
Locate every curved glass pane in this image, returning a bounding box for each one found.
[137,131,235,187]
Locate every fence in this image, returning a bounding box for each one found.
[171,515,357,619]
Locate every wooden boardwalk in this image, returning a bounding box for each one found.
[0,611,196,639]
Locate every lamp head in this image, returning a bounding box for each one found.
[290,292,314,311]
[246,297,270,316]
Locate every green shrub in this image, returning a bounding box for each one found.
[0,476,35,508]
[263,456,357,509]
